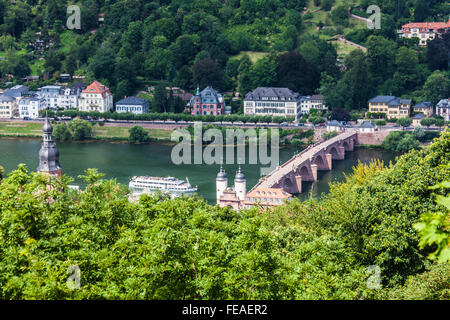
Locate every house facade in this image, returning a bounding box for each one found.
[115,96,149,114]
[413,101,434,117]
[58,83,85,110]
[0,94,17,118]
[78,81,113,113]
[399,20,450,46]
[243,187,292,209]
[368,96,411,120]
[190,86,224,116]
[326,120,344,132]
[244,87,301,120]
[39,85,61,110]
[18,96,46,119]
[300,94,328,115]
[412,113,426,127]
[436,98,450,121]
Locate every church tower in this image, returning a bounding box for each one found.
[234,166,246,201]
[37,115,62,177]
[216,165,227,204]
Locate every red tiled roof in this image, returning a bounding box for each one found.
[82,81,111,98]
[401,20,450,32]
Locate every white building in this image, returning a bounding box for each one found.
[115,96,149,114]
[57,83,85,110]
[399,20,450,46]
[78,81,113,113]
[436,98,450,121]
[0,95,17,118]
[326,120,344,132]
[359,121,375,133]
[18,96,46,119]
[39,85,61,110]
[244,87,301,120]
[300,94,328,115]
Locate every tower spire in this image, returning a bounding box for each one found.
[37,114,62,177]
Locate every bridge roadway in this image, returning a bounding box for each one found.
[252,130,358,194]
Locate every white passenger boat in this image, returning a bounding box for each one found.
[129,175,198,198]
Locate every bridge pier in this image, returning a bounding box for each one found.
[311,164,318,181]
[326,153,332,170]
[294,175,302,194]
[348,139,354,151]
[336,146,346,160]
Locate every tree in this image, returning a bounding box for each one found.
[331,107,350,121]
[376,120,387,126]
[397,117,412,129]
[434,118,445,130]
[0,165,3,180]
[144,48,173,80]
[422,71,449,105]
[420,118,435,128]
[276,51,320,95]
[68,119,92,140]
[249,55,278,89]
[238,55,252,95]
[152,84,168,113]
[366,36,397,88]
[427,33,450,71]
[393,47,421,95]
[331,6,349,27]
[193,58,223,90]
[128,125,150,143]
[414,181,450,263]
[53,122,72,141]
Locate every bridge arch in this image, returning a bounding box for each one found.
[298,166,309,177]
[342,141,350,151]
[328,146,339,158]
[313,154,325,167]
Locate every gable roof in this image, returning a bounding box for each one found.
[244,87,300,101]
[82,81,111,98]
[412,113,426,120]
[360,121,375,128]
[3,85,29,98]
[0,94,15,102]
[116,96,149,106]
[414,101,433,109]
[327,120,343,127]
[369,96,411,106]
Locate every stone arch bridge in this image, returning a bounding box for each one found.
[253,131,358,194]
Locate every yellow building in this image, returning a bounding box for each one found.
[368,96,411,120]
[413,101,434,118]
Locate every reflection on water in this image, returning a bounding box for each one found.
[0,138,398,204]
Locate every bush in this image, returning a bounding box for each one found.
[128,125,150,144]
[53,123,72,141]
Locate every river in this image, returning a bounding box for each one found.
[0,138,399,204]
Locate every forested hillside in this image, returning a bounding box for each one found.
[0,130,448,299]
[0,0,449,109]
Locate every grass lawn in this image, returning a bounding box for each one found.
[0,123,43,135]
[230,51,268,63]
[0,122,173,140]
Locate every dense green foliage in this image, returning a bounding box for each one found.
[128,125,150,144]
[0,0,448,111]
[0,130,449,299]
[53,119,92,141]
[44,109,296,124]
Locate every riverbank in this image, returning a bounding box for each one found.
[0,121,173,141]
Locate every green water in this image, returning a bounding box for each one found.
[0,138,398,204]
